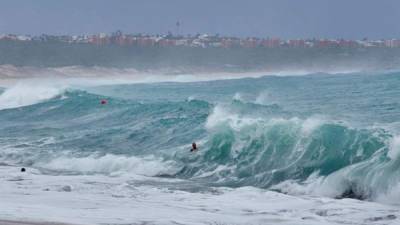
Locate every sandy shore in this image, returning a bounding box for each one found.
[0,220,76,225]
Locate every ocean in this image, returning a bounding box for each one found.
[0,71,399,225]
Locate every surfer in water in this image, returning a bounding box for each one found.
[190,142,198,152]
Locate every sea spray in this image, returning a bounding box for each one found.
[0,82,66,110]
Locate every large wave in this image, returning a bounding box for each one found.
[175,104,398,201]
[0,82,399,204]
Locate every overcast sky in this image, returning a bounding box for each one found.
[0,0,399,39]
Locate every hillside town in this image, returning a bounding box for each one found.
[1,31,400,49]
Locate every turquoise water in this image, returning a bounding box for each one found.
[1,72,400,201]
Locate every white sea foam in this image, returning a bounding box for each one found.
[36,154,180,177]
[0,82,66,110]
[205,105,259,130]
[388,135,400,160]
[187,96,196,101]
[377,182,400,204]
[272,157,400,206]
[206,105,324,135]
[301,118,324,135]
[272,171,348,198]
[0,165,398,225]
[233,92,244,101]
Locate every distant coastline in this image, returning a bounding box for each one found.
[0,32,399,73]
[3,31,400,48]
[1,39,400,72]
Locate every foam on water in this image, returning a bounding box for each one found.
[37,154,180,176]
[1,71,400,224]
[0,82,66,110]
[388,135,400,160]
[1,166,399,225]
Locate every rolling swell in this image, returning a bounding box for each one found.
[0,89,210,167]
[0,85,399,202]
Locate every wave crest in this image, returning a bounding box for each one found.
[0,82,66,110]
[177,105,398,202]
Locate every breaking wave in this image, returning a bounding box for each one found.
[0,82,66,110]
[0,75,400,204]
[175,105,399,202]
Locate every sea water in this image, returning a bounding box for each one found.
[0,71,400,224]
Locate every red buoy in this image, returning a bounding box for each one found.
[100,99,107,105]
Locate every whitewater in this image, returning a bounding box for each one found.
[1,71,400,225]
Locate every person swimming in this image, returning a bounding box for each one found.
[190,142,198,152]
